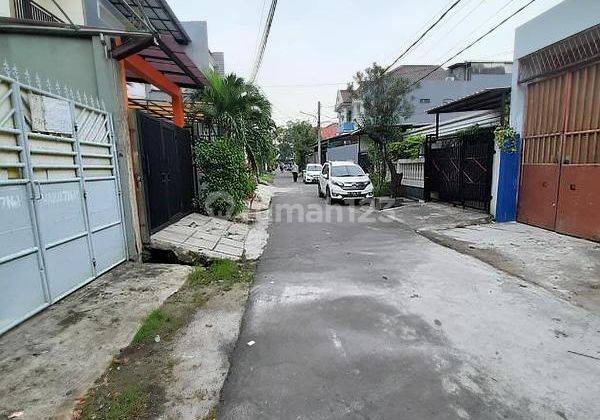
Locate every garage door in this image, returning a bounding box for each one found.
[0,74,127,334]
[518,62,600,241]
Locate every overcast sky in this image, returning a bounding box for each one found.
[166,0,563,125]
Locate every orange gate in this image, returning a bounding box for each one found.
[518,62,600,241]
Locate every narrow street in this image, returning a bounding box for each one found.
[220,172,600,420]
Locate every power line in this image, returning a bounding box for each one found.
[383,0,460,68]
[410,0,488,62]
[383,0,465,73]
[251,0,268,64]
[410,0,538,87]
[250,0,278,83]
[430,0,519,64]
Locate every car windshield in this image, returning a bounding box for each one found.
[331,165,365,177]
[306,164,322,171]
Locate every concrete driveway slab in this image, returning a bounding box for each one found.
[423,222,600,313]
[0,263,191,420]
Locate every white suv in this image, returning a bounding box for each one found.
[318,161,373,204]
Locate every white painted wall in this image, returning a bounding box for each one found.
[36,0,86,24]
[513,0,600,59]
[0,0,10,17]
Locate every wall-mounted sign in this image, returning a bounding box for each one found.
[30,94,73,135]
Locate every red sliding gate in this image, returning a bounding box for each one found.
[518,61,600,241]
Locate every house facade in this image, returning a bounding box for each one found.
[0,0,211,334]
[504,0,600,241]
[334,89,360,133]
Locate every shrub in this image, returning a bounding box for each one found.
[388,134,424,160]
[195,138,256,217]
[371,178,391,197]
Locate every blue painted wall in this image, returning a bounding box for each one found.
[338,121,357,133]
[495,135,520,222]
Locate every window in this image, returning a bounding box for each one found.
[419,98,431,104]
[331,165,365,177]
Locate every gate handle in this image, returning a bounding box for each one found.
[33,181,43,201]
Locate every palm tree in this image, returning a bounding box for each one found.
[189,71,275,175]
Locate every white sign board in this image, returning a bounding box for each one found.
[30,94,73,135]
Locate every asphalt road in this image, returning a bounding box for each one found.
[219,172,600,420]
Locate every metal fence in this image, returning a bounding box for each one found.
[13,0,64,23]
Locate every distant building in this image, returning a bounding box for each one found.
[334,61,513,128]
[181,21,225,76]
[335,89,359,133]
[394,61,512,125]
[320,123,339,140]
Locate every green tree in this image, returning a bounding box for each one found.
[349,63,414,197]
[388,134,425,161]
[188,71,276,175]
[276,126,294,163]
[280,120,316,170]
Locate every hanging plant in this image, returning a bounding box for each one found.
[494,125,518,153]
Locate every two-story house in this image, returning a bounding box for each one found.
[334,61,512,130]
[334,89,360,133]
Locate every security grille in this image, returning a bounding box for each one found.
[425,128,495,212]
[519,24,600,83]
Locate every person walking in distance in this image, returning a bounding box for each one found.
[291,162,299,182]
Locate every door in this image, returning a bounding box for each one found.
[518,62,600,241]
[425,128,495,212]
[0,79,49,333]
[555,63,600,240]
[137,112,194,233]
[518,73,567,230]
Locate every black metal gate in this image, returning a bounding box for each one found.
[137,112,195,233]
[425,128,495,212]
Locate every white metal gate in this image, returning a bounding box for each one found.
[0,73,127,335]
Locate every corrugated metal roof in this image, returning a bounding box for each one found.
[388,65,447,83]
[427,87,510,114]
[408,110,501,138]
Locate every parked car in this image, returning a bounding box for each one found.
[318,161,373,204]
[303,163,322,183]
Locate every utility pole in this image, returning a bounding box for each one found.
[317,101,322,164]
